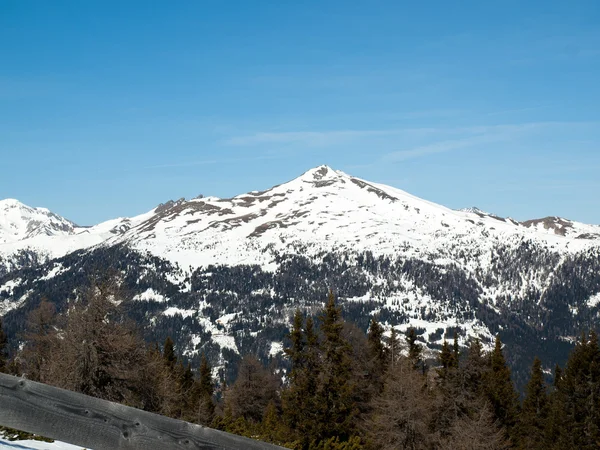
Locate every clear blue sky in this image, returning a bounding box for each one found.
[1,1,599,225]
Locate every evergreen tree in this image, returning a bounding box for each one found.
[387,327,401,370]
[285,309,305,369]
[0,317,7,373]
[516,357,548,449]
[163,336,176,369]
[366,318,386,392]
[483,336,520,437]
[439,340,453,371]
[543,364,566,449]
[452,330,460,369]
[196,353,215,425]
[313,291,358,445]
[552,331,600,449]
[406,327,423,370]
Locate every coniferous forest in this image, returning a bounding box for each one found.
[1,284,599,450]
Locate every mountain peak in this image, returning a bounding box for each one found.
[300,165,342,181]
[0,198,29,209]
[0,198,77,244]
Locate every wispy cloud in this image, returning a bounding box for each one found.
[224,121,581,148]
[380,122,576,162]
[143,154,280,169]
[484,105,552,116]
[382,134,502,162]
[224,128,441,147]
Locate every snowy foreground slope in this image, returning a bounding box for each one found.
[1,166,599,387]
[0,437,83,450]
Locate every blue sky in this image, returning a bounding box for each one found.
[1,1,599,225]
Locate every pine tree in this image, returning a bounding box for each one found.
[516,357,548,449]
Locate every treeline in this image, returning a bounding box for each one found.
[0,288,599,449]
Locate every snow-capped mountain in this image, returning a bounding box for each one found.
[0,199,77,243]
[1,165,599,388]
[2,166,598,274]
[108,166,598,272]
[0,199,154,276]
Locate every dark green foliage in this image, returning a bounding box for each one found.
[406,327,423,370]
[452,331,460,368]
[313,291,358,443]
[515,357,548,449]
[386,327,401,369]
[2,242,598,395]
[439,340,453,371]
[546,331,600,450]
[366,318,387,394]
[0,317,7,373]
[483,336,520,436]
[163,336,176,369]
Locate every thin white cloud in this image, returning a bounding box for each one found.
[224,128,443,147]
[380,122,574,162]
[382,134,506,162]
[144,154,280,169]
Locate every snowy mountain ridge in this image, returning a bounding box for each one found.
[1,165,599,389]
[1,165,598,275]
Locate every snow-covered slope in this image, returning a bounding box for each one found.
[1,167,599,388]
[2,166,599,275]
[0,200,154,274]
[0,437,83,450]
[0,199,77,243]
[107,165,597,271]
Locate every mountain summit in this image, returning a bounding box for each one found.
[0,199,77,244]
[1,166,599,272]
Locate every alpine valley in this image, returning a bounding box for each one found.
[1,165,599,389]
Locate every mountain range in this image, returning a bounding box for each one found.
[1,165,599,387]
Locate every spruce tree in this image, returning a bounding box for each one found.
[544,364,567,450]
[439,340,453,370]
[483,336,520,436]
[464,337,486,395]
[367,318,386,392]
[313,291,357,444]
[196,353,215,425]
[387,327,401,370]
[0,317,7,373]
[406,327,423,370]
[516,357,548,449]
[452,330,460,368]
[553,331,600,449]
[163,336,176,369]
